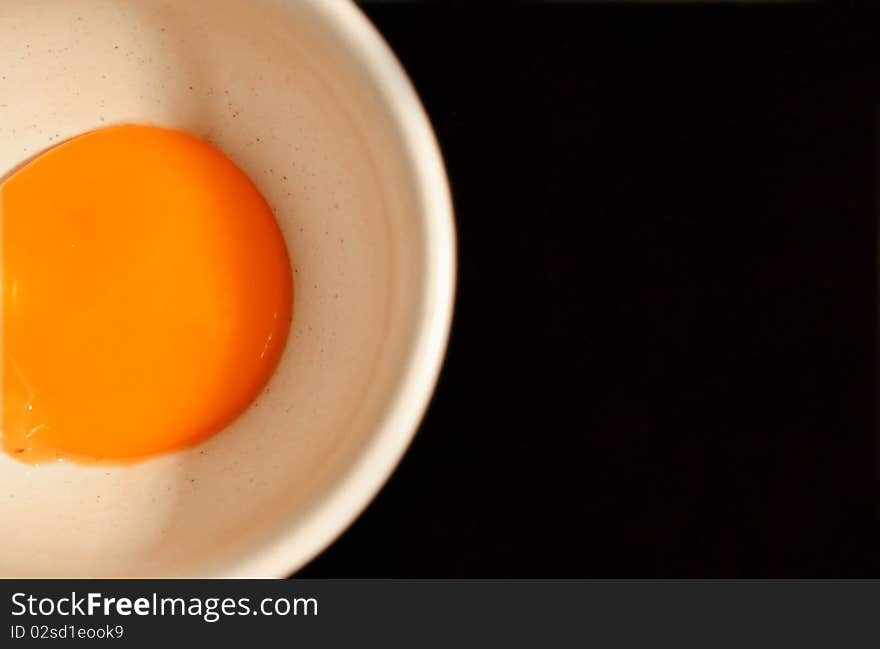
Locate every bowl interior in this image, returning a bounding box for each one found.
[0,0,442,577]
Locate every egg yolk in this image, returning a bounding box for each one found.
[0,125,293,463]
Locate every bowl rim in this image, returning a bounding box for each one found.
[210,0,457,578]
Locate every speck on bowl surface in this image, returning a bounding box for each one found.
[0,0,455,578]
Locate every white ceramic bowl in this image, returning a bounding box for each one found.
[0,0,455,577]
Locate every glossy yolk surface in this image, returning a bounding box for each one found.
[0,125,292,463]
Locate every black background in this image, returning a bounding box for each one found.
[298,3,880,578]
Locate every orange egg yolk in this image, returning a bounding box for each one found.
[0,125,293,463]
